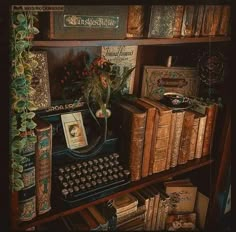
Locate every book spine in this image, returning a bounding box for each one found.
[18,150,36,221]
[126,5,145,38]
[202,104,217,156]
[155,197,164,231]
[116,205,138,218]
[166,112,177,170]
[150,193,160,230]
[195,115,207,158]
[217,5,231,36]
[35,124,52,215]
[201,5,215,36]
[170,111,185,168]
[178,111,195,165]
[173,5,184,37]
[145,195,154,231]
[160,197,170,230]
[209,5,222,36]
[181,5,195,37]
[152,111,172,173]
[188,116,200,160]
[194,5,205,37]
[49,12,55,39]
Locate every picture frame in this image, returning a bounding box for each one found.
[61,112,88,150]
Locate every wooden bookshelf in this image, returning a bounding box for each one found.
[17,156,213,230]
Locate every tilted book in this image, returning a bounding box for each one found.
[141,98,172,174]
[194,5,205,37]
[114,101,146,181]
[34,117,52,215]
[79,208,101,231]
[173,5,184,37]
[178,110,195,165]
[181,5,197,37]
[170,111,185,168]
[101,45,137,94]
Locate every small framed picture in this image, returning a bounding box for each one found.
[61,112,88,149]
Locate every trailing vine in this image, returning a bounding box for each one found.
[10,10,39,191]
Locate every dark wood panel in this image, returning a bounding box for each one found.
[32,37,231,47]
[17,156,213,230]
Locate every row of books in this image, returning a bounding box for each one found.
[146,5,231,38]
[38,178,208,231]
[112,97,218,181]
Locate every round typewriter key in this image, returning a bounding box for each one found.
[68,187,73,194]
[118,165,124,171]
[88,167,93,173]
[73,185,79,192]
[123,169,130,177]
[114,160,119,166]
[109,161,114,167]
[104,163,109,169]
[65,166,71,172]
[102,176,108,183]
[107,169,113,174]
[70,172,76,178]
[118,172,124,178]
[76,170,82,176]
[109,154,114,160]
[97,178,102,185]
[58,168,65,174]
[76,163,82,169]
[80,177,86,183]
[97,172,102,178]
[62,182,69,188]
[79,184,86,191]
[88,160,93,166]
[113,153,119,159]
[91,180,97,186]
[58,175,64,182]
[85,182,92,189]
[108,175,114,181]
[86,175,92,181]
[98,164,104,170]
[61,189,69,198]
[102,170,108,176]
[93,159,98,165]
[82,169,88,175]
[71,165,76,171]
[104,156,109,162]
[92,173,97,180]
[74,178,80,184]
[93,166,99,172]
[98,157,103,163]
[82,161,88,167]
[113,174,119,179]
[65,174,70,180]
[112,167,118,173]
[68,180,74,186]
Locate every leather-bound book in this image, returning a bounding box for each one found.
[181,5,196,37]
[141,98,172,174]
[170,111,185,168]
[193,5,205,37]
[148,5,176,38]
[126,5,145,38]
[62,213,90,231]
[178,111,195,165]
[210,5,222,36]
[173,5,184,37]
[188,112,201,161]
[217,5,231,36]
[34,117,52,215]
[79,208,101,230]
[18,142,36,221]
[115,101,146,181]
[194,113,207,159]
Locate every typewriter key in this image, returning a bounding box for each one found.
[58,168,65,174]
[71,165,76,171]
[65,166,71,172]
[113,167,118,173]
[88,160,93,166]
[113,174,119,179]
[93,159,98,165]
[70,172,76,178]
[85,182,92,189]
[118,165,124,171]
[102,170,108,176]
[82,169,88,175]
[82,161,88,168]
[80,177,86,183]
[79,184,86,191]
[102,176,108,183]
[91,180,97,186]
[113,153,119,159]
[88,167,93,173]
[114,160,119,166]
[118,172,124,178]
[65,174,70,180]
[104,156,109,162]
[73,185,79,192]
[108,175,114,181]
[86,175,92,181]
[109,161,114,167]
[92,173,97,180]
[107,169,113,174]
[76,163,82,169]
[93,166,99,172]
[98,157,103,163]
[61,189,69,198]
[62,182,69,188]
[76,170,82,176]
[58,175,64,182]
[97,178,102,185]
[97,172,102,178]
[68,187,73,194]
[109,154,114,160]
[123,169,130,177]
[98,164,104,170]
[74,178,80,184]
[68,180,74,186]
[104,163,109,168]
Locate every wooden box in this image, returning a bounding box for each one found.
[48,5,128,40]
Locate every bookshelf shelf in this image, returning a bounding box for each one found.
[32,36,231,47]
[17,156,213,230]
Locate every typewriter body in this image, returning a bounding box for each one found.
[38,106,130,207]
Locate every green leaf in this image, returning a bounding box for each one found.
[30,26,40,35]
[26,120,37,130]
[27,101,38,111]
[12,76,26,87]
[26,112,35,119]
[16,30,27,40]
[15,64,24,75]
[14,99,27,112]
[14,172,22,179]
[14,177,24,188]
[27,135,37,143]
[16,14,26,23]
[11,128,20,138]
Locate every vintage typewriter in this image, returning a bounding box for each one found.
[39,108,131,207]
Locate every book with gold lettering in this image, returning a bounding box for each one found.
[34,117,52,215]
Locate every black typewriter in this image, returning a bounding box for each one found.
[53,152,130,207]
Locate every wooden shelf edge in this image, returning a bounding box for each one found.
[17,156,214,230]
[32,37,231,47]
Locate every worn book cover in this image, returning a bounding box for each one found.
[101,45,137,94]
[34,117,52,215]
[126,5,145,38]
[79,209,101,231]
[181,5,196,37]
[141,98,172,174]
[49,5,128,39]
[148,5,176,38]
[63,212,90,231]
[165,212,197,231]
[217,5,231,36]
[178,111,195,165]
[61,112,88,150]
[30,51,51,110]
[166,185,197,214]
[141,66,199,100]
[194,5,205,37]
[173,5,184,37]
[87,206,108,230]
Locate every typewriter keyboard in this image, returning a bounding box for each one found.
[54,153,130,206]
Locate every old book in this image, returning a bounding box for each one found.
[178,111,195,165]
[112,193,138,214]
[79,208,101,230]
[116,205,138,218]
[181,5,196,37]
[148,5,176,38]
[164,178,193,187]
[217,5,231,36]
[165,212,197,231]
[30,51,51,110]
[141,98,172,174]
[126,5,145,38]
[87,205,108,231]
[194,5,205,37]
[127,98,156,177]
[34,117,52,215]
[48,5,128,39]
[141,66,200,101]
[210,5,222,36]
[173,5,184,37]
[101,45,137,94]
[165,184,197,214]
[64,212,90,231]
[18,146,36,221]
[117,217,145,231]
[115,101,146,181]
[170,111,185,168]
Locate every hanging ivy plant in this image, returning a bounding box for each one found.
[10,10,39,191]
